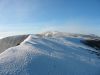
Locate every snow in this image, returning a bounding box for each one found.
[0,35,29,53]
[0,32,100,75]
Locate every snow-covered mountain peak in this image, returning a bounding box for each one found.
[0,32,100,75]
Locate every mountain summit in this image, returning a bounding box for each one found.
[0,32,100,75]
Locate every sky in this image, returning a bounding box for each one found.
[0,0,100,37]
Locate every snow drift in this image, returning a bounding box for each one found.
[0,31,100,75]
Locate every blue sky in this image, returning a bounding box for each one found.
[0,0,100,37]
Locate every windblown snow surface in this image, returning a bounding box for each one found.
[0,31,100,75]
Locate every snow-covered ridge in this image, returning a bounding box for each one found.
[0,31,100,75]
[39,31,100,39]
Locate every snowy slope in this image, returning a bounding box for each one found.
[0,35,29,53]
[0,31,100,75]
